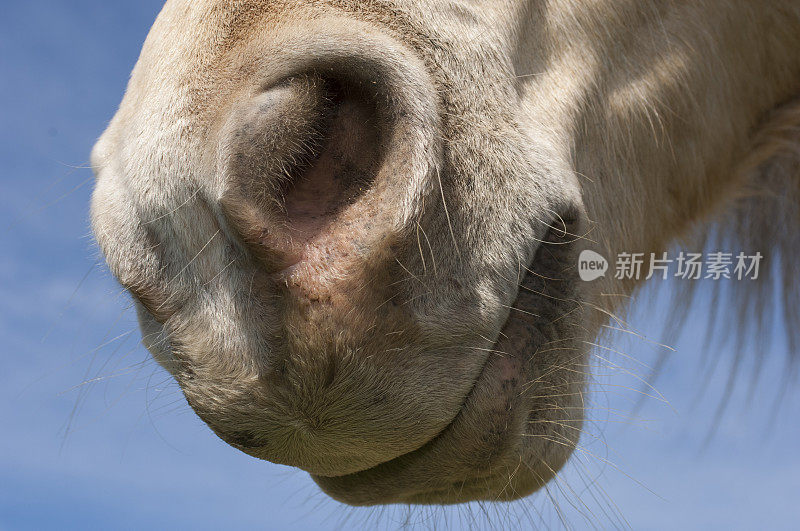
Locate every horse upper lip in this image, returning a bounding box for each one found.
[315,350,497,479]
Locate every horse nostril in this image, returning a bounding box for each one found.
[218,72,394,278]
[281,79,382,246]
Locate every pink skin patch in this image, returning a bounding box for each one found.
[277,95,385,293]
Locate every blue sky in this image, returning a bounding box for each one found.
[1,2,798,529]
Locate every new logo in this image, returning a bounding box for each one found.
[578,250,608,282]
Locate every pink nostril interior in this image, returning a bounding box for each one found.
[219,75,391,276]
[282,95,381,244]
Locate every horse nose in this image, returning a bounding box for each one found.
[190,28,452,477]
[217,38,441,294]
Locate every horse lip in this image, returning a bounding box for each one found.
[224,346,498,476]
[310,217,582,504]
[233,297,522,483]
[312,351,497,480]
[311,346,527,504]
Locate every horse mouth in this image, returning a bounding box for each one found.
[311,220,584,505]
[125,183,585,504]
